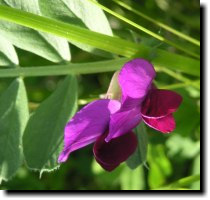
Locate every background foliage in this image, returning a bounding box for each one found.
[0,0,200,190]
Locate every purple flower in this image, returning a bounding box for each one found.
[58,58,182,171]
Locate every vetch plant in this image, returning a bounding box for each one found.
[0,0,200,190]
[58,58,182,171]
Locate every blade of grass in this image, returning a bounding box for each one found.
[87,0,199,59]
[154,174,200,190]
[157,80,200,90]
[111,0,200,47]
[156,67,200,89]
[0,5,200,76]
[0,5,144,58]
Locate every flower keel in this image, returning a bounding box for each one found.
[93,131,138,171]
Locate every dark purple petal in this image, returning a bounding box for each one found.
[142,114,175,133]
[105,106,142,142]
[93,131,138,171]
[58,99,121,163]
[118,58,156,109]
[141,89,182,118]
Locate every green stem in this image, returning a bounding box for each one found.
[0,59,129,78]
[0,60,199,90]
[87,0,199,59]
[158,80,200,90]
[112,0,200,47]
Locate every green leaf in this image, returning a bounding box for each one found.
[0,5,200,76]
[0,0,70,62]
[0,78,29,183]
[39,0,113,57]
[23,75,77,173]
[126,123,148,169]
[0,35,18,66]
[120,165,145,190]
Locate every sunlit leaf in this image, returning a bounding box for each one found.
[39,0,113,57]
[0,0,70,62]
[166,135,200,159]
[23,75,77,173]
[0,35,18,66]
[0,78,29,182]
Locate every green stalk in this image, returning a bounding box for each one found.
[0,60,199,90]
[112,0,200,47]
[87,0,199,59]
[0,59,129,78]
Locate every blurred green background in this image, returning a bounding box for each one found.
[0,0,200,190]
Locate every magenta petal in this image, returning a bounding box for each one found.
[141,89,182,118]
[93,131,138,171]
[118,58,156,108]
[106,106,142,142]
[58,99,121,163]
[142,114,175,133]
